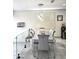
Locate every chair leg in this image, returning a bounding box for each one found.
[53,43,56,59]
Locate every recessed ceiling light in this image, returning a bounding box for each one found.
[51,0,55,3]
[38,3,44,6]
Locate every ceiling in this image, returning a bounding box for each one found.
[13,0,66,10]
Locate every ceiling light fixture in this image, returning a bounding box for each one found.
[38,3,44,7]
[51,0,55,3]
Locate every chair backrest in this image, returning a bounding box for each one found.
[38,35,49,51]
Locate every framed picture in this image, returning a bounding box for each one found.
[17,22,25,27]
[57,15,63,21]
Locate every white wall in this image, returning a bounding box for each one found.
[13,9,66,42]
[54,9,66,37]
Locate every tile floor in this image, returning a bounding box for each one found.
[13,38,66,59]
